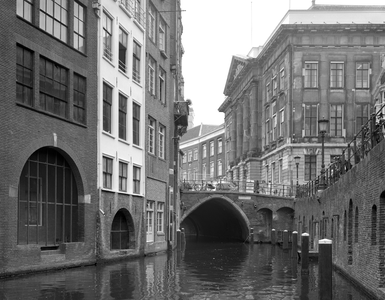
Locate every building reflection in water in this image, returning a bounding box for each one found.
[0,243,373,299]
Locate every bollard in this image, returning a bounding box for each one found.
[181,228,186,250]
[319,239,333,300]
[283,230,289,250]
[301,233,309,273]
[249,228,254,244]
[292,231,298,259]
[271,229,276,245]
[177,229,181,250]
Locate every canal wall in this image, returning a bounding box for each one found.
[294,139,385,299]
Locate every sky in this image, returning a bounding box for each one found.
[181,0,385,127]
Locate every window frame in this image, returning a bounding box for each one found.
[156,202,164,233]
[304,61,318,88]
[159,67,166,104]
[118,93,127,140]
[132,102,140,146]
[330,104,344,137]
[159,19,166,51]
[356,62,370,89]
[74,2,85,53]
[158,124,165,159]
[330,62,344,89]
[133,166,141,194]
[102,11,113,60]
[148,5,156,42]
[17,0,33,22]
[39,0,68,42]
[103,83,112,134]
[303,104,318,136]
[119,161,128,192]
[73,73,86,124]
[103,156,113,189]
[148,118,155,154]
[304,154,317,181]
[16,45,33,107]
[210,141,214,156]
[148,56,156,95]
[119,27,128,73]
[133,41,141,83]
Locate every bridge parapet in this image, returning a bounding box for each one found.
[180,179,295,198]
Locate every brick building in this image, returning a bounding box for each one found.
[0,1,98,275]
[97,0,147,260]
[144,0,186,253]
[180,124,225,182]
[219,3,385,195]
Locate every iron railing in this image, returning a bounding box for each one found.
[297,104,385,198]
[180,179,295,198]
[119,0,146,29]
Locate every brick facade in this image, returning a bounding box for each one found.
[295,140,385,299]
[0,1,98,276]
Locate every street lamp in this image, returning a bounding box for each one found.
[294,156,300,196]
[318,117,329,190]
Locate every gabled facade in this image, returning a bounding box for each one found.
[219,4,385,194]
[97,0,147,260]
[0,0,98,275]
[145,0,186,253]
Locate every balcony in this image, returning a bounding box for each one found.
[174,101,189,127]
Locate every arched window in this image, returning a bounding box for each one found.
[111,211,129,250]
[371,205,377,246]
[354,206,359,243]
[343,210,347,241]
[348,200,353,265]
[18,148,79,246]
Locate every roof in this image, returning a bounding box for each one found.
[179,124,223,143]
[310,5,385,11]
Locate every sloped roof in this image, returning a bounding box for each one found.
[310,5,385,11]
[180,124,223,143]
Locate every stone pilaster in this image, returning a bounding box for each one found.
[243,94,250,154]
[230,108,237,165]
[249,82,259,152]
[236,102,243,159]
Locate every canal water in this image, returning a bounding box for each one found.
[0,241,371,299]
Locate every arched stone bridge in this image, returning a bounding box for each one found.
[180,191,295,242]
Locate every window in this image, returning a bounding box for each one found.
[278,159,283,183]
[355,104,369,134]
[356,63,370,89]
[182,154,187,164]
[280,66,285,90]
[17,0,32,22]
[148,118,155,154]
[39,0,68,42]
[265,106,270,145]
[133,166,141,194]
[103,156,113,189]
[40,57,68,118]
[266,82,271,101]
[146,200,154,242]
[330,62,344,88]
[119,28,128,72]
[133,41,141,83]
[74,2,85,53]
[202,164,206,180]
[202,144,206,159]
[159,68,166,104]
[148,5,156,42]
[193,148,198,160]
[16,45,33,106]
[210,161,214,178]
[304,104,318,136]
[119,94,127,140]
[159,20,166,51]
[210,141,214,156]
[18,148,79,245]
[278,109,285,137]
[73,73,86,124]
[103,83,112,133]
[148,57,155,95]
[272,162,276,184]
[330,104,343,136]
[304,62,318,88]
[371,205,377,246]
[272,101,277,140]
[119,161,128,192]
[218,160,222,176]
[188,151,192,162]
[272,76,277,96]
[102,12,112,60]
[218,139,222,154]
[133,102,140,146]
[304,155,316,181]
[111,211,129,249]
[157,202,164,232]
[159,125,165,159]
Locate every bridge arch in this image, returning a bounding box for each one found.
[181,194,250,242]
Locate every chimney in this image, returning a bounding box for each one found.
[312,0,315,5]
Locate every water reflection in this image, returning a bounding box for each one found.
[0,242,371,300]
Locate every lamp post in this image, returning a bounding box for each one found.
[294,156,300,196]
[318,117,329,190]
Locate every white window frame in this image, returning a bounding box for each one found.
[158,125,165,159]
[156,202,164,233]
[148,118,155,154]
[218,139,222,154]
[148,57,156,95]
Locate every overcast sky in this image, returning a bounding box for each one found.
[181,0,385,127]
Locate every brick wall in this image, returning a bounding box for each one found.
[295,140,385,299]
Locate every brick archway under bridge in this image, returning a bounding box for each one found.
[180,192,295,242]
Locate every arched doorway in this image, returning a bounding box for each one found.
[18,147,80,246]
[111,209,135,250]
